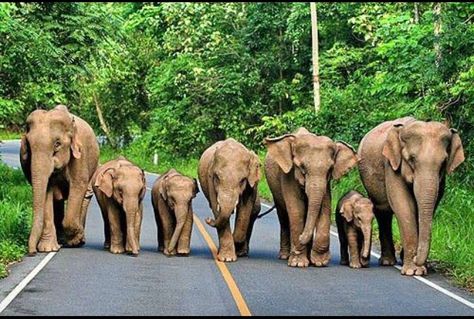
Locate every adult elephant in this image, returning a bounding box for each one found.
[264,127,359,267]
[198,138,261,262]
[358,117,464,276]
[20,105,99,255]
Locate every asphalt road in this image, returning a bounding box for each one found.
[1,140,473,316]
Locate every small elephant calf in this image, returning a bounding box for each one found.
[92,157,146,256]
[151,169,199,256]
[336,190,374,268]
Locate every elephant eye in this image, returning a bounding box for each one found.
[53,140,62,153]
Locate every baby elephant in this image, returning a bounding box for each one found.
[336,190,374,268]
[151,169,199,256]
[92,157,146,256]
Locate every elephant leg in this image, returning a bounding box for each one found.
[161,212,176,256]
[53,199,65,245]
[284,183,309,268]
[63,183,88,247]
[153,201,164,252]
[347,226,361,268]
[236,201,259,258]
[177,211,193,256]
[374,210,396,266]
[388,183,425,276]
[96,194,111,249]
[38,190,61,252]
[311,189,331,267]
[276,202,291,260]
[108,203,124,254]
[337,223,349,266]
[217,222,237,262]
[357,229,371,267]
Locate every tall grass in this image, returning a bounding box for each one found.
[0,163,32,278]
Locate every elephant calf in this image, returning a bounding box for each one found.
[92,157,146,256]
[151,169,199,256]
[336,191,374,269]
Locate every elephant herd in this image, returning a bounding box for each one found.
[19,105,464,277]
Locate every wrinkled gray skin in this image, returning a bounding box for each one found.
[20,105,99,255]
[358,117,464,276]
[198,138,261,262]
[152,169,199,256]
[92,157,146,256]
[264,127,359,268]
[336,190,374,269]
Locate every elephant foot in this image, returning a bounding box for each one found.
[379,255,396,266]
[349,260,362,269]
[37,239,61,252]
[401,264,427,276]
[340,258,349,266]
[278,249,290,260]
[103,241,111,250]
[217,249,237,262]
[235,242,249,257]
[288,252,309,268]
[360,257,370,268]
[310,250,330,267]
[110,244,125,254]
[158,245,164,252]
[64,231,85,248]
[177,248,190,257]
[164,248,177,256]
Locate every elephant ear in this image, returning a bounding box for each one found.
[139,169,147,200]
[20,135,32,183]
[333,141,359,180]
[158,175,169,201]
[264,134,295,174]
[192,178,200,197]
[339,200,354,223]
[447,128,465,175]
[70,116,82,159]
[382,124,403,171]
[95,167,115,198]
[248,151,261,188]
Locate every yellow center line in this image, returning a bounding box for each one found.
[193,214,252,316]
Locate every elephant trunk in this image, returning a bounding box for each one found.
[414,173,439,267]
[361,225,372,259]
[124,201,140,256]
[28,153,53,255]
[167,204,189,252]
[299,179,326,245]
[206,192,238,229]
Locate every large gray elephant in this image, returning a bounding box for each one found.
[20,105,99,255]
[358,117,464,276]
[264,127,359,267]
[198,138,261,262]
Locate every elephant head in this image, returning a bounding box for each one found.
[340,197,374,260]
[159,170,199,253]
[382,120,464,267]
[95,161,146,255]
[205,139,260,243]
[265,127,359,246]
[20,105,82,254]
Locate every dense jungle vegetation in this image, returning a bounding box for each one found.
[0,2,472,288]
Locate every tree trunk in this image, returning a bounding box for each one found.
[414,2,419,24]
[93,91,116,148]
[310,2,320,112]
[433,2,442,68]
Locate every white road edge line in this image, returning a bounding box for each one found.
[0,252,57,313]
[259,202,474,310]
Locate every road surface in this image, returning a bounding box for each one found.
[0,140,473,315]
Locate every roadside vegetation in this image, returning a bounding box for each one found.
[1,3,473,290]
[0,164,31,278]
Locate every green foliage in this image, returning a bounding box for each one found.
[0,163,32,278]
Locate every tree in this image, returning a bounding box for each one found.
[310,2,320,112]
